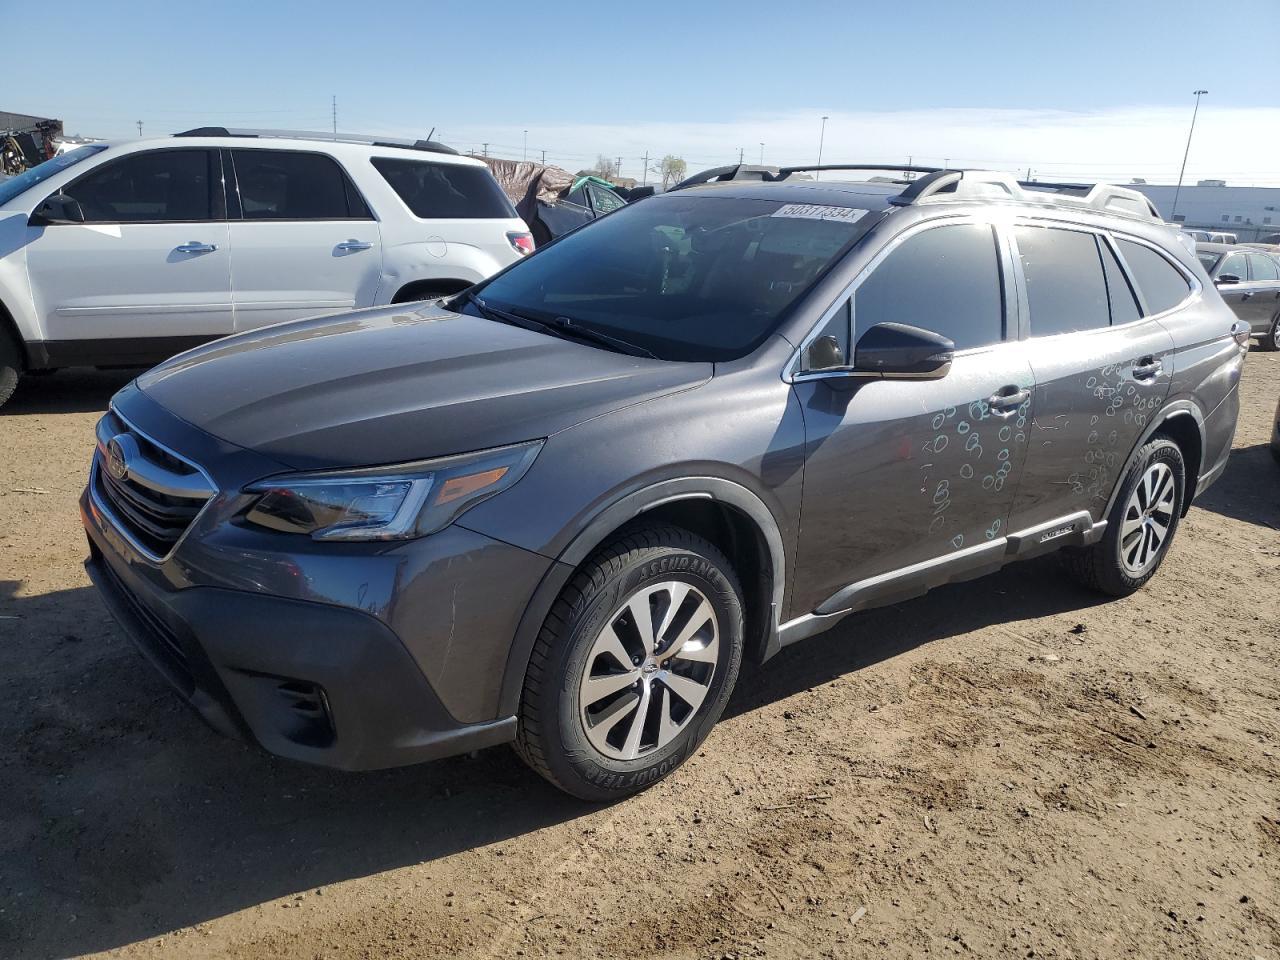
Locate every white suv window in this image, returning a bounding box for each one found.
[370,157,516,219]
[231,149,370,220]
[63,149,216,223]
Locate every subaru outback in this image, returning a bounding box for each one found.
[81,163,1246,801]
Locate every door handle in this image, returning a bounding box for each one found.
[175,241,217,254]
[987,385,1030,415]
[1241,291,1254,301]
[336,239,372,251]
[1131,357,1163,381]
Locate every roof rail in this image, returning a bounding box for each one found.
[670,163,779,190]
[172,127,458,155]
[671,161,1164,223]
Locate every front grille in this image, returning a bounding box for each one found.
[93,410,215,559]
[95,550,195,695]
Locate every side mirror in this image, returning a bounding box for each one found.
[30,194,85,226]
[1215,274,1241,285]
[804,334,845,371]
[854,322,955,379]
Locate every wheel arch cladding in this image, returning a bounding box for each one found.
[495,480,787,719]
[391,278,473,303]
[1151,410,1203,515]
[0,295,27,370]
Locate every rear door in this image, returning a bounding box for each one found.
[789,219,1035,617]
[1213,250,1252,322]
[227,148,381,331]
[1007,226,1177,533]
[26,147,233,351]
[1244,253,1280,338]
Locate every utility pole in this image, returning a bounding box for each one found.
[540,149,546,164]
[331,95,337,136]
[816,116,829,180]
[642,152,650,185]
[482,142,489,157]
[522,129,528,162]
[1172,89,1208,221]
[615,156,622,178]
[906,155,913,180]
[1026,167,1032,181]
[738,147,744,164]
[759,142,764,164]
[136,120,143,137]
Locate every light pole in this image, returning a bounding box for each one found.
[759,142,764,165]
[816,116,829,180]
[1172,90,1208,222]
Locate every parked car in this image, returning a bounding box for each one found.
[1272,391,1280,465]
[0,128,533,408]
[477,155,629,246]
[82,163,1246,800]
[1196,242,1280,350]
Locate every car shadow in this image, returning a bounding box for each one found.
[1,549,1114,959]
[1188,443,1280,530]
[3,368,138,416]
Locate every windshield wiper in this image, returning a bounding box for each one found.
[463,292,657,360]
[543,315,658,359]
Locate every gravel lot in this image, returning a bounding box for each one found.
[1,355,1277,960]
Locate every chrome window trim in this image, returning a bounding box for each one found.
[90,405,219,564]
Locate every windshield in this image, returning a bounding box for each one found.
[0,145,108,206]
[466,194,873,362]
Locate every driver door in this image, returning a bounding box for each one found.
[789,220,1034,618]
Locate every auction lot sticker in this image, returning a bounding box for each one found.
[770,204,868,222]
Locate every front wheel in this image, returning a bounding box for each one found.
[515,524,744,801]
[1063,437,1185,597]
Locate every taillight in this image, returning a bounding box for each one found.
[506,231,535,256]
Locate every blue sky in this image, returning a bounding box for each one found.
[5,0,1278,184]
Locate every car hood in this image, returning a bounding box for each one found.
[137,303,711,470]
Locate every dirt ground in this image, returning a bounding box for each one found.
[1,354,1277,960]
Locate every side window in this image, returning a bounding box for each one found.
[853,223,1004,351]
[1117,239,1193,315]
[587,183,625,214]
[1015,226,1110,336]
[1247,254,1279,282]
[63,150,214,222]
[1100,238,1141,325]
[564,185,589,207]
[805,300,851,368]
[232,150,366,220]
[370,157,517,219]
[1218,253,1248,280]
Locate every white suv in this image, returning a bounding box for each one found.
[0,128,533,407]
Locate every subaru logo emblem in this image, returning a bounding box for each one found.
[105,436,130,482]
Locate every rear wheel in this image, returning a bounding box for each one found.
[1063,437,1185,597]
[515,524,744,801]
[0,328,21,410]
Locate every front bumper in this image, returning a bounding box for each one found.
[84,527,518,770]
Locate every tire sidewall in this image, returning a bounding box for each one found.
[0,329,21,409]
[547,544,743,799]
[1103,438,1185,592]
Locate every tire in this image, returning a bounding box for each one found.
[1256,315,1280,352]
[1063,437,1185,597]
[0,327,21,410]
[515,523,744,801]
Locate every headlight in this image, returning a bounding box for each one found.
[243,440,542,541]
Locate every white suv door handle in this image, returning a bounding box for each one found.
[175,241,217,254]
[336,239,372,251]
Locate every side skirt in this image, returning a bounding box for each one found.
[777,511,1104,648]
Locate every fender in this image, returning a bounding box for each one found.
[494,476,788,718]
[1101,398,1206,520]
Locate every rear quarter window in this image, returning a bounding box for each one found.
[1116,240,1192,315]
[371,157,516,219]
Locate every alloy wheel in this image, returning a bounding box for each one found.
[1119,461,1177,576]
[577,581,719,761]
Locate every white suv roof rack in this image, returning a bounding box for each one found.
[172,126,459,156]
[889,169,1162,222]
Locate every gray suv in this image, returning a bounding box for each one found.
[81,163,1246,801]
[1195,242,1280,350]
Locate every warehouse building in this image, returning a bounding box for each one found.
[1128,181,1280,242]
